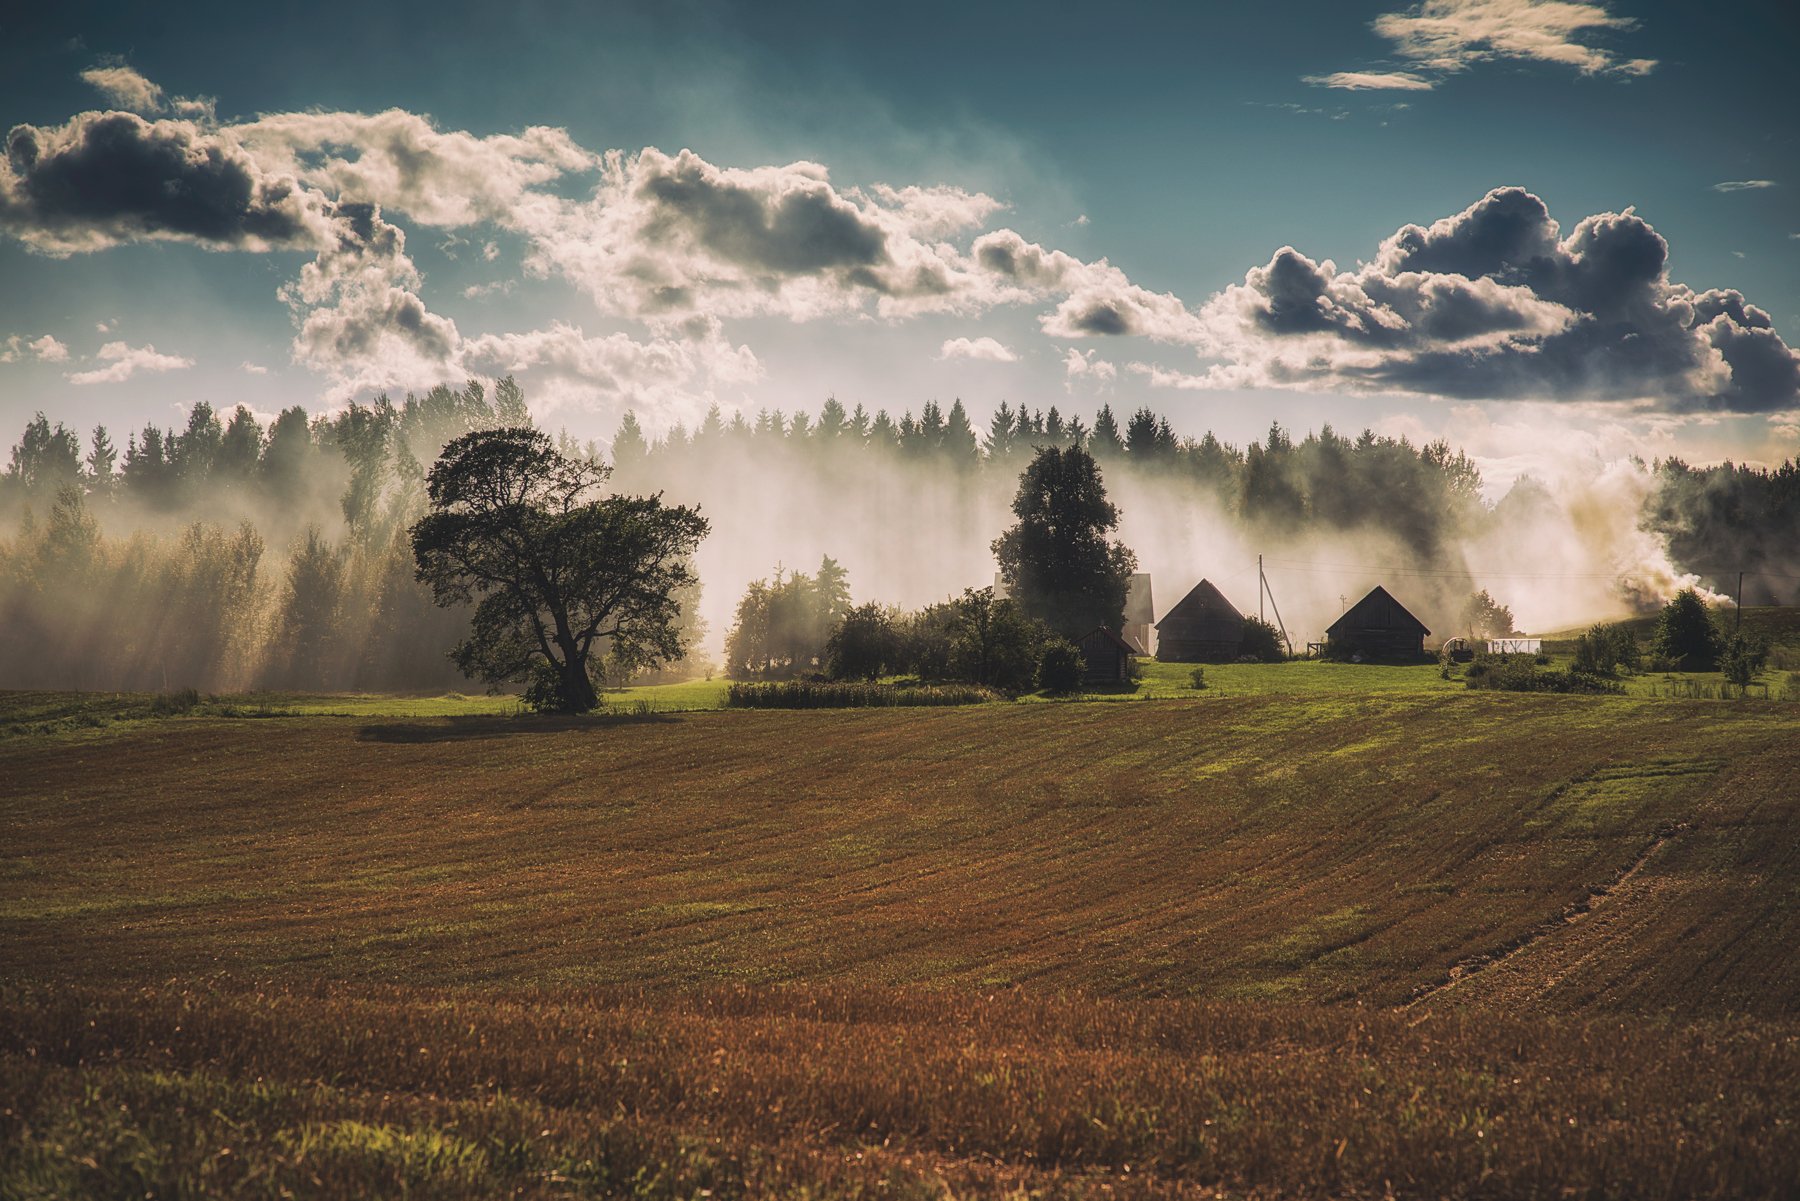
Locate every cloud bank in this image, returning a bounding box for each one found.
[1188,188,1799,412]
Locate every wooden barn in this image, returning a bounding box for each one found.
[1077,626,1135,685]
[1154,579,1246,662]
[1326,586,1430,660]
[1122,573,1154,654]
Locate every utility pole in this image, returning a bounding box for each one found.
[1258,554,1264,622]
[1736,571,1744,634]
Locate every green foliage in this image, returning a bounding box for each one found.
[825,602,898,681]
[1721,633,1769,688]
[1189,666,1208,690]
[945,587,1049,693]
[725,556,853,680]
[725,681,999,708]
[1240,616,1286,662]
[1572,621,1641,676]
[410,427,707,713]
[147,687,201,715]
[1651,589,1724,670]
[992,445,1137,637]
[1465,658,1623,694]
[1460,589,1517,638]
[1035,639,1084,695]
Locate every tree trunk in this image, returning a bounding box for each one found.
[556,641,597,712]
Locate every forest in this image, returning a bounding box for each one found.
[2,383,1796,693]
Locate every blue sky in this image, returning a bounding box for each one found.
[2,0,1795,483]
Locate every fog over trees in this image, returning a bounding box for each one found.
[2,383,1794,693]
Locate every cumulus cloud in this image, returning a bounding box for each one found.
[460,317,760,424]
[66,340,194,384]
[972,229,1207,342]
[938,336,1016,362]
[1062,347,1117,386]
[240,361,269,375]
[1711,180,1775,193]
[0,110,332,255]
[0,333,70,363]
[1192,187,1800,412]
[1304,71,1437,91]
[236,109,597,230]
[524,147,1005,322]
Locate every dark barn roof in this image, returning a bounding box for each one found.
[1081,626,1137,656]
[1326,586,1430,638]
[1155,578,1246,643]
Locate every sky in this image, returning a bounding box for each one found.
[2,0,1796,491]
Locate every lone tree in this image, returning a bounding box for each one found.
[992,444,1137,637]
[411,427,707,712]
[1651,588,1723,670]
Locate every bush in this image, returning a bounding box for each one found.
[1036,640,1084,695]
[1651,589,1723,670]
[1720,633,1769,688]
[1189,667,1208,691]
[1465,659,1622,694]
[826,603,898,681]
[149,687,202,716]
[725,681,1001,709]
[1240,616,1285,662]
[1572,621,1640,676]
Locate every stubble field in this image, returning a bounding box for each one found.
[3,689,1797,1197]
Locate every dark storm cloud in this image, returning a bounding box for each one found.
[1203,187,1800,413]
[0,112,326,255]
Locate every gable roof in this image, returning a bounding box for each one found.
[1326,585,1430,637]
[1080,626,1137,655]
[1155,578,1246,640]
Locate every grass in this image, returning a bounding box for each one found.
[3,689,1798,1196]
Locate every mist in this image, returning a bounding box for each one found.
[3,387,1794,694]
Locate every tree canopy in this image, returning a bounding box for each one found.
[992,445,1137,638]
[410,427,707,712]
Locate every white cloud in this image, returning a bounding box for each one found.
[1063,347,1117,386]
[1304,71,1437,91]
[66,340,194,384]
[1712,180,1776,193]
[78,64,165,113]
[0,333,70,363]
[1371,0,1654,76]
[241,361,269,375]
[1312,1,1655,92]
[938,336,1017,362]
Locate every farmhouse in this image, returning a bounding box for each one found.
[1155,579,1246,662]
[1078,626,1136,685]
[1122,573,1154,654]
[1326,586,1429,660]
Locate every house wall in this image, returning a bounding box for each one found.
[1156,636,1242,663]
[1328,629,1425,660]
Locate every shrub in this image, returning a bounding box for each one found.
[1465,660,1622,694]
[725,681,1001,709]
[1189,667,1208,691]
[1572,622,1640,676]
[1036,640,1085,695]
[1651,589,1723,670]
[1720,633,1769,689]
[1240,616,1285,662]
[826,603,898,681]
[149,687,202,716]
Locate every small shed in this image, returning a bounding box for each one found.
[1078,626,1135,685]
[1155,579,1246,662]
[1122,573,1155,655]
[1326,586,1429,660]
